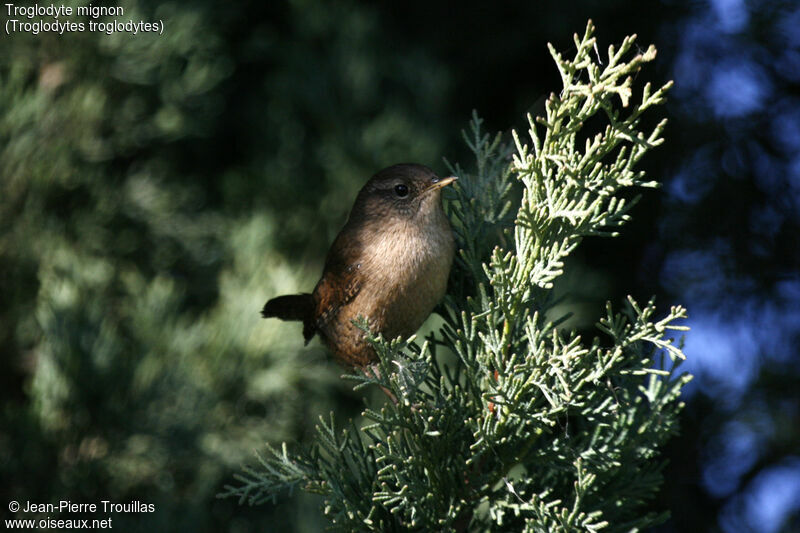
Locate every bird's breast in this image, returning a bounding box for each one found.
[357,216,454,339]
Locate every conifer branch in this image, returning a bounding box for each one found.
[223,20,690,532]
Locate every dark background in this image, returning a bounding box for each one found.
[1,0,798,531]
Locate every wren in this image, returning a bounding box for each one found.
[262,163,456,367]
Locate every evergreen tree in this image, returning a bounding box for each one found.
[0,1,447,530]
[225,21,691,532]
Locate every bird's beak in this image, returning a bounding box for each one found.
[424,176,458,194]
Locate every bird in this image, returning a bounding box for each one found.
[261,163,457,368]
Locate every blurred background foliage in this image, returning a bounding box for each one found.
[1,0,798,531]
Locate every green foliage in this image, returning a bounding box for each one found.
[225,21,691,532]
[0,0,448,530]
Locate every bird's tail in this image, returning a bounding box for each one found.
[261,293,316,344]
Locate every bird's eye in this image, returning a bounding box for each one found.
[394,184,409,198]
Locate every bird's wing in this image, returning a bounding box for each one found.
[313,259,362,330]
[311,231,364,335]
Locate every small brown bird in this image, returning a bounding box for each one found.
[262,163,456,367]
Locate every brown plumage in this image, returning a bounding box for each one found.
[262,163,456,367]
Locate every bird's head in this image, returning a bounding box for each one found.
[350,163,457,223]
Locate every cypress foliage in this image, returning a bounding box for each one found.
[225,21,691,532]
